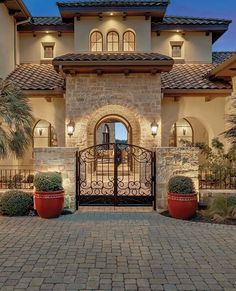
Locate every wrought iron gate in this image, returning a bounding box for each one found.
[76,143,156,209]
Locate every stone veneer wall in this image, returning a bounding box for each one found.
[155,147,199,209]
[34,148,78,209]
[65,73,162,150]
[34,146,199,210]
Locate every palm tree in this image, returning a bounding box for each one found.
[224,112,236,144]
[0,79,33,159]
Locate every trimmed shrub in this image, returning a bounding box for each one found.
[34,172,63,192]
[0,191,33,216]
[168,176,195,194]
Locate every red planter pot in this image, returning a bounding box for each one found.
[34,190,64,219]
[168,192,197,220]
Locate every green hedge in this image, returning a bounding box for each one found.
[0,191,33,216]
[168,176,195,194]
[34,172,63,192]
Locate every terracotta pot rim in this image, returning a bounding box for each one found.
[168,192,197,196]
[35,190,64,195]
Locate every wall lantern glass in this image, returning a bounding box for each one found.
[67,120,75,137]
[151,121,159,137]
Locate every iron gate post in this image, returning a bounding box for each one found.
[152,151,157,211]
[75,151,79,210]
[114,144,118,206]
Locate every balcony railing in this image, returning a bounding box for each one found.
[0,168,34,190]
[199,167,236,190]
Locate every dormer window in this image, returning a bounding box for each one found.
[90,31,103,52]
[170,41,183,58]
[123,31,135,52]
[107,31,119,52]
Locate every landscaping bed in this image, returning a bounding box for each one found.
[161,209,236,226]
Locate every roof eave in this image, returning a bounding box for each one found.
[210,54,236,77]
[17,24,74,32]
[152,23,231,44]
[57,4,168,19]
[53,59,174,74]
[162,88,232,97]
[3,0,31,20]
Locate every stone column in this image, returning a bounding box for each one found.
[155,147,199,209]
[34,147,79,209]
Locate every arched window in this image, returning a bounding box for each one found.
[90,31,103,52]
[123,31,135,51]
[169,118,193,147]
[107,31,119,52]
[33,120,58,148]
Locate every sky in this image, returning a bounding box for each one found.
[24,0,236,51]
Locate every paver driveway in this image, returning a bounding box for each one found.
[0,210,235,291]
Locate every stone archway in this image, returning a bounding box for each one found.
[86,104,141,149]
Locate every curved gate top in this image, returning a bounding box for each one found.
[76,143,156,209]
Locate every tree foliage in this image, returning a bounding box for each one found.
[0,79,33,159]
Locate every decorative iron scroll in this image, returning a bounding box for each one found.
[77,143,156,207]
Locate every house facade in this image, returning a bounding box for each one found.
[0,0,235,209]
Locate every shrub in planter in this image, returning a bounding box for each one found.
[0,190,33,216]
[168,176,197,220]
[34,172,64,219]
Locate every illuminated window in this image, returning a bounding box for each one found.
[123,31,135,51]
[107,31,119,52]
[90,31,103,52]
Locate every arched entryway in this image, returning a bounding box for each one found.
[33,120,58,148]
[169,117,209,147]
[95,115,131,145]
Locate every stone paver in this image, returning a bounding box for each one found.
[0,210,235,290]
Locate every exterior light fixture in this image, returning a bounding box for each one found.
[176,30,180,33]
[151,121,159,137]
[67,119,75,137]
[38,128,43,136]
[183,128,186,136]
[46,31,49,34]
[109,12,114,16]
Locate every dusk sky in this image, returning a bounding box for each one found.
[23,0,236,51]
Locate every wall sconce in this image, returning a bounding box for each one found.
[151,121,159,137]
[67,120,75,137]
[38,128,43,136]
[183,128,186,136]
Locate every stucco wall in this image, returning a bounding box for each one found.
[156,147,199,209]
[152,31,212,63]
[0,4,15,78]
[19,32,74,64]
[14,97,65,166]
[65,73,162,150]
[74,16,151,52]
[161,96,227,146]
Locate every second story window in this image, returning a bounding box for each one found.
[171,42,183,58]
[123,31,135,51]
[42,43,55,59]
[107,31,119,52]
[90,31,103,52]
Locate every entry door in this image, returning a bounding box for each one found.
[76,143,156,209]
